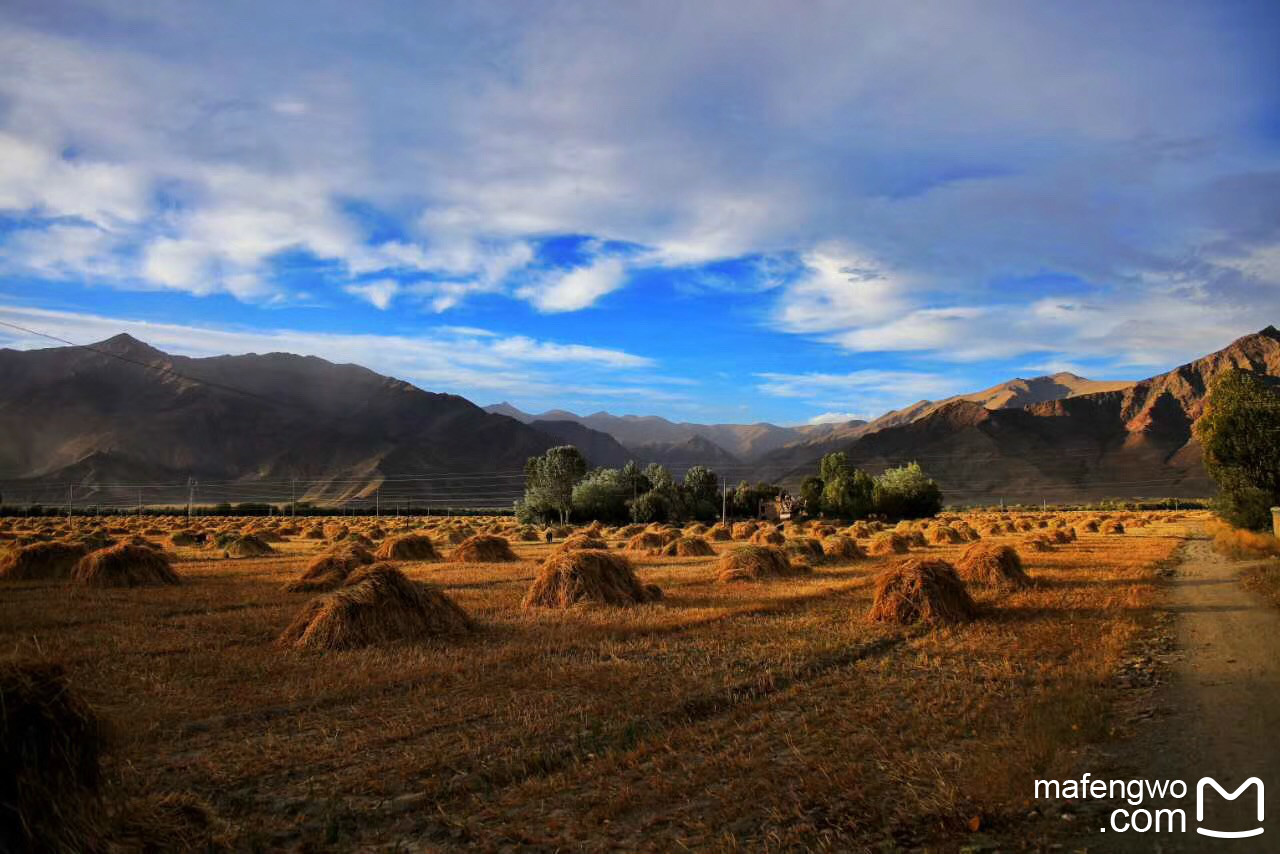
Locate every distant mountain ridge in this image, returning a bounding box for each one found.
[753,326,1280,501]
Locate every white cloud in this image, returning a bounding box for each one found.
[344,279,400,310]
[755,369,954,400]
[807,411,863,425]
[516,257,628,313]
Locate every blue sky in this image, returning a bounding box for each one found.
[1,0,1278,425]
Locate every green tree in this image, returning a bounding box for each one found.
[571,467,630,523]
[872,462,943,520]
[629,489,672,523]
[1194,369,1280,530]
[799,475,824,515]
[523,445,588,524]
[823,467,875,519]
[644,462,674,492]
[619,460,651,501]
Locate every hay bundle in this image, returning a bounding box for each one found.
[626,531,669,551]
[1015,519,1036,532]
[731,521,759,539]
[109,791,231,854]
[450,534,518,563]
[716,545,809,583]
[168,530,200,547]
[749,528,786,546]
[1102,521,1125,535]
[1024,534,1056,552]
[661,536,715,557]
[707,524,733,541]
[279,564,472,650]
[72,544,179,588]
[905,530,928,548]
[784,537,825,562]
[303,526,325,540]
[322,523,349,541]
[683,523,709,536]
[286,543,375,592]
[514,526,542,542]
[1049,527,1076,544]
[868,531,909,556]
[0,662,105,854]
[981,523,1003,537]
[847,521,873,539]
[867,558,976,625]
[0,541,88,581]
[821,534,865,561]
[522,550,660,608]
[374,534,440,561]
[439,527,473,545]
[617,524,647,538]
[1083,519,1101,533]
[955,543,1029,589]
[223,534,273,558]
[552,533,609,555]
[76,531,114,552]
[928,525,965,545]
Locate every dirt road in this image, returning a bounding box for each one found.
[1089,535,1280,852]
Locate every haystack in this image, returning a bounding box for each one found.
[955,543,1029,589]
[322,523,349,541]
[72,544,179,588]
[821,534,865,561]
[374,534,440,561]
[1050,527,1076,544]
[1082,519,1101,533]
[626,531,669,551]
[450,534,518,563]
[0,541,88,581]
[224,534,274,558]
[707,524,733,541]
[661,536,715,557]
[784,537,825,562]
[0,662,104,854]
[868,531,909,556]
[867,558,976,625]
[618,524,647,538]
[928,525,965,545]
[286,543,375,592]
[1102,521,1125,535]
[749,528,786,546]
[279,564,472,650]
[731,521,759,539]
[716,545,809,582]
[552,533,609,555]
[168,530,201,547]
[522,550,660,608]
[1024,534,1055,552]
[847,521,873,539]
[514,526,542,542]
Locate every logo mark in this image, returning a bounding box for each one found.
[1196,777,1265,839]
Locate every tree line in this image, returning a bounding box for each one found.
[518,446,944,525]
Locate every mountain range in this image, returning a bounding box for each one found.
[2,327,1277,507]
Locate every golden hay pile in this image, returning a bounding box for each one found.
[0,541,88,581]
[715,545,810,583]
[286,543,375,593]
[450,534,518,563]
[928,525,965,545]
[661,536,715,557]
[374,534,440,561]
[868,531,909,556]
[1083,519,1101,533]
[626,531,671,551]
[749,528,786,546]
[1023,534,1056,552]
[707,524,733,541]
[0,661,105,854]
[731,521,759,539]
[955,543,1029,589]
[552,534,609,555]
[168,530,201,547]
[784,537,825,562]
[522,550,661,608]
[867,558,976,626]
[279,564,472,651]
[223,534,274,558]
[847,521,874,538]
[1102,521,1125,535]
[322,523,349,541]
[1050,527,1077,544]
[513,526,542,542]
[617,524,647,538]
[72,544,179,588]
[821,534,865,561]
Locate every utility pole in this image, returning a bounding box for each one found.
[376,489,380,518]
[67,485,73,524]
[722,481,727,525]
[187,477,196,520]
[137,489,142,519]
[290,479,296,517]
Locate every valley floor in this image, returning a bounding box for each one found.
[0,517,1199,853]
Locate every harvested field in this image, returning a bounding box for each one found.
[0,511,1202,852]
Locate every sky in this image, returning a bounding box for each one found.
[1,0,1278,426]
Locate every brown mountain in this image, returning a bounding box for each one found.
[759,326,1280,503]
[0,334,618,507]
[483,404,865,461]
